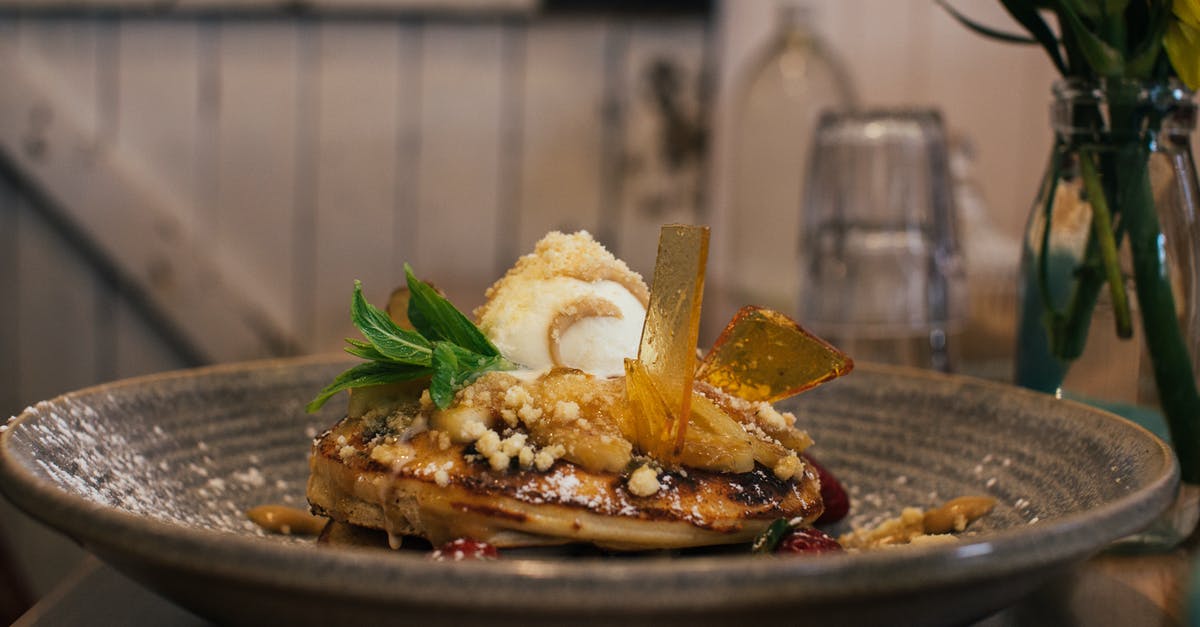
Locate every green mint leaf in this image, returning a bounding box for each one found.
[405,264,501,357]
[344,338,388,361]
[429,342,463,410]
[351,280,433,365]
[309,273,516,414]
[306,361,434,413]
[428,342,514,409]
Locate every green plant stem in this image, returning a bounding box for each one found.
[1035,143,1063,311]
[1120,146,1200,483]
[1078,149,1134,338]
[1050,239,1105,359]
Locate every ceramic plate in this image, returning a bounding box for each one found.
[0,356,1178,627]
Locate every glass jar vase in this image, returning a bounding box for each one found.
[1014,78,1200,548]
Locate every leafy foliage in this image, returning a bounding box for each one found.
[938,0,1189,84]
[307,276,514,413]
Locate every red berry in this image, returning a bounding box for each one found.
[776,527,843,554]
[804,454,850,525]
[429,538,499,561]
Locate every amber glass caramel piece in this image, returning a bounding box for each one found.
[638,224,710,456]
[626,358,754,472]
[697,306,853,403]
[624,358,670,460]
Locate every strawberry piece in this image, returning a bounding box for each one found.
[429,538,499,561]
[776,527,843,554]
[804,454,849,525]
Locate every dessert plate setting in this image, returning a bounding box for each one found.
[0,355,1178,627]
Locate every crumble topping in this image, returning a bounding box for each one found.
[772,453,803,481]
[627,464,661,496]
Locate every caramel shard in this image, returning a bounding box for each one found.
[638,224,710,458]
[625,358,754,473]
[697,306,853,404]
[624,358,671,460]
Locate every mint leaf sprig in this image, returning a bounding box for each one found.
[306,267,515,413]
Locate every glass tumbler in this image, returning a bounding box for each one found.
[800,109,965,371]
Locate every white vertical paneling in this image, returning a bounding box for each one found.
[414,21,505,312]
[923,2,1057,236]
[16,199,102,406]
[515,19,607,255]
[612,18,707,279]
[114,19,202,376]
[14,16,105,396]
[706,0,775,333]
[216,20,302,346]
[113,305,189,377]
[835,0,924,106]
[15,18,102,133]
[393,24,422,275]
[312,21,401,351]
[115,20,200,216]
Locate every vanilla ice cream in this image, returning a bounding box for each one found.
[475,232,649,378]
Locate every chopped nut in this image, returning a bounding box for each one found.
[554,400,580,421]
[772,453,802,480]
[503,386,533,409]
[488,451,511,471]
[534,444,565,471]
[627,464,661,497]
[475,430,501,457]
[755,404,789,431]
[500,433,528,456]
[517,404,544,423]
[517,446,535,469]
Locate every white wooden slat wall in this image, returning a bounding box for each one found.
[113,19,203,378]
[515,19,608,256]
[312,21,403,350]
[413,22,509,313]
[216,21,306,343]
[613,18,708,279]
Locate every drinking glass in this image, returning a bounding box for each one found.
[800,109,965,371]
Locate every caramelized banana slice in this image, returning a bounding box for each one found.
[523,369,633,473]
[682,393,755,473]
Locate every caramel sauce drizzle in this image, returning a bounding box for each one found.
[246,505,328,536]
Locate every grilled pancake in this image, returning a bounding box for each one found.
[307,413,823,550]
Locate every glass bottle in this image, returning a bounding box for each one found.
[1014,78,1200,548]
[719,3,856,326]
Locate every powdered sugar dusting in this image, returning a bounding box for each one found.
[7,388,325,544]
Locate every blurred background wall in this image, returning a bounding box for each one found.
[0,0,1073,607]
